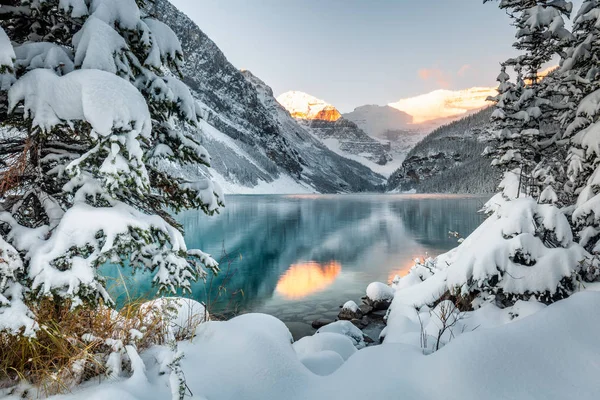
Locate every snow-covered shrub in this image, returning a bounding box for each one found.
[0,296,186,396]
[446,197,587,306]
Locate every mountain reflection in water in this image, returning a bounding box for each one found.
[101,194,488,324]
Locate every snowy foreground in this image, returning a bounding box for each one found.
[3,287,598,399]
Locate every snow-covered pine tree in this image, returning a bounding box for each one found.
[0,0,223,335]
[558,0,600,279]
[436,0,587,308]
[484,0,573,203]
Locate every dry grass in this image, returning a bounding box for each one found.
[0,297,166,397]
[0,139,32,197]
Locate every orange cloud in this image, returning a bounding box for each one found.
[457,64,472,77]
[418,68,451,88]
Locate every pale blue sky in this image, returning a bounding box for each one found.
[170,0,582,112]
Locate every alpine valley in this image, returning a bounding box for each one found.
[147,0,496,194]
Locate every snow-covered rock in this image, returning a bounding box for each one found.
[338,300,362,320]
[366,282,394,309]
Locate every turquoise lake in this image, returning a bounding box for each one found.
[102,194,489,337]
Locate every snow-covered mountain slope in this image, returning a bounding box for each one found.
[146,0,385,193]
[343,105,413,138]
[276,91,393,175]
[387,107,500,194]
[343,105,429,169]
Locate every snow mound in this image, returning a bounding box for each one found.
[177,313,307,399]
[73,16,128,74]
[143,18,182,69]
[0,25,14,69]
[299,351,345,376]
[90,0,140,30]
[316,320,365,349]
[293,332,357,361]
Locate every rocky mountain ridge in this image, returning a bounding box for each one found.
[387,107,500,194]
[277,91,393,169]
[147,0,386,193]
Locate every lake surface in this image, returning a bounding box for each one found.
[102,194,488,337]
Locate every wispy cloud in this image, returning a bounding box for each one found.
[457,64,472,77]
[417,68,451,88]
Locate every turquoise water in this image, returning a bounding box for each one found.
[102,194,488,334]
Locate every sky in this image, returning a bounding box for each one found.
[170,0,583,113]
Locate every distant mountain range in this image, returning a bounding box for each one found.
[277,89,495,177]
[148,0,498,194]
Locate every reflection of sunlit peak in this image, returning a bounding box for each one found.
[276,261,342,300]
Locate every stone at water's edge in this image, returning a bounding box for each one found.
[371,309,388,318]
[285,321,316,341]
[359,304,374,315]
[339,308,363,321]
[362,296,392,311]
[312,319,334,329]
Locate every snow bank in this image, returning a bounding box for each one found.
[23,292,600,400]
